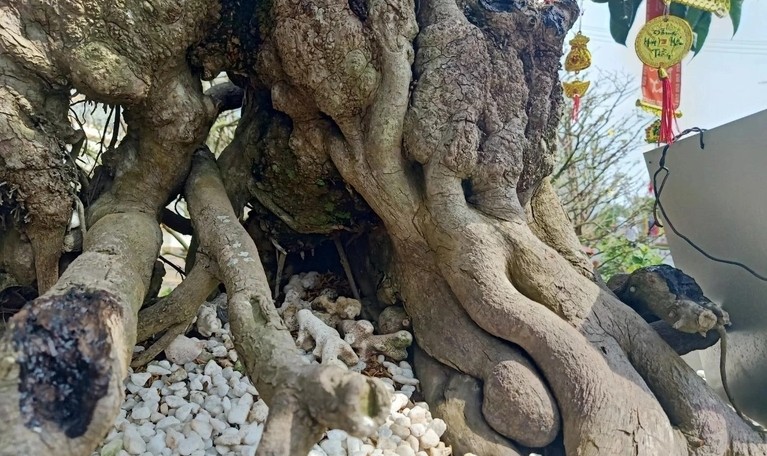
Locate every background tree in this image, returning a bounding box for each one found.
[0,1,761,456]
[553,72,665,279]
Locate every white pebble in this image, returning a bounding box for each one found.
[165,428,183,450]
[191,417,213,440]
[410,423,427,438]
[418,429,440,450]
[390,393,409,413]
[123,426,146,455]
[175,403,194,422]
[130,405,151,421]
[156,416,180,430]
[227,393,254,425]
[249,399,269,423]
[130,373,152,387]
[146,432,166,454]
[392,375,419,386]
[204,360,223,377]
[214,428,242,446]
[240,423,263,446]
[428,419,447,437]
[319,439,345,456]
[395,445,416,456]
[409,407,427,425]
[165,335,204,365]
[146,364,171,376]
[164,395,187,409]
[178,431,204,455]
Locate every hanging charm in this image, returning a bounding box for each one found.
[635,15,693,143]
[563,32,592,123]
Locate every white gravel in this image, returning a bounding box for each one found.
[93,273,461,456]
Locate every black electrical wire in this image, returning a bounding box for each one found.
[652,128,767,282]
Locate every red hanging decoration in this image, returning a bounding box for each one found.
[658,68,675,143]
[571,94,581,122]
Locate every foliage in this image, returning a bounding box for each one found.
[553,72,666,280]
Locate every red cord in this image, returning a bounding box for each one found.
[572,94,580,122]
[659,68,675,144]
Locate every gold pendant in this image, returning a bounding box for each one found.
[564,32,592,73]
[563,79,591,99]
[635,16,693,69]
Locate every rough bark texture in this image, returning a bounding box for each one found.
[2,0,767,452]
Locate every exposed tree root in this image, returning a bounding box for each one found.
[136,256,219,343]
[185,150,391,455]
[131,321,190,368]
[414,345,524,456]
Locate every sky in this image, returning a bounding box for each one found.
[574,1,767,159]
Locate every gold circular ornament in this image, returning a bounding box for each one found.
[634,16,693,69]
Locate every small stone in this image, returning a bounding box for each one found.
[167,367,188,383]
[211,345,228,358]
[392,374,419,386]
[165,428,184,450]
[191,418,213,440]
[147,433,166,454]
[175,403,194,422]
[189,377,204,391]
[410,423,426,438]
[319,439,344,456]
[248,399,269,423]
[346,436,363,453]
[237,445,257,456]
[179,431,204,455]
[405,436,419,451]
[166,335,204,365]
[139,387,161,403]
[240,423,263,446]
[165,395,187,408]
[326,429,347,441]
[197,303,222,337]
[156,416,181,430]
[227,393,253,424]
[428,419,447,437]
[147,364,172,376]
[100,438,123,456]
[307,445,328,456]
[215,383,230,398]
[130,405,151,421]
[390,423,410,439]
[395,446,416,456]
[123,426,146,455]
[390,393,409,413]
[418,429,440,450]
[214,428,242,446]
[210,417,228,433]
[228,350,238,363]
[130,373,152,387]
[409,407,427,425]
[204,360,223,377]
[137,422,156,437]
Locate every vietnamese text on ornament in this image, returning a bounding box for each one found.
[635,16,693,69]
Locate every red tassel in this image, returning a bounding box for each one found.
[659,68,674,144]
[571,94,581,122]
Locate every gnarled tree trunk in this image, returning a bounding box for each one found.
[1,0,766,453]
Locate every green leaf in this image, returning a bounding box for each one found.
[730,0,743,34]
[691,11,712,54]
[608,0,644,45]
[684,5,704,26]
[669,2,688,18]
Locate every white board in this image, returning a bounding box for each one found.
[644,109,767,423]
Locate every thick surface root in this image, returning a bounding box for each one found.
[185,150,391,455]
